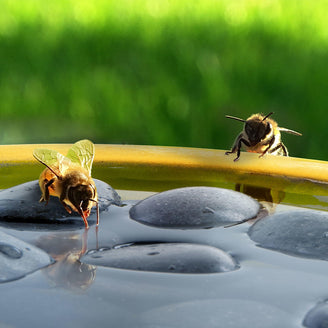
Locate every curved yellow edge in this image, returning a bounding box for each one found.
[1,144,328,195]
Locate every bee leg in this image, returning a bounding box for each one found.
[96,202,100,226]
[59,199,72,214]
[82,216,89,229]
[226,133,250,161]
[259,135,275,158]
[225,146,237,155]
[281,143,288,156]
[41,178,55,205]
[225,133,243,156]
[269,143,289,156]
[76,201,89,229]
[234,138,250,161]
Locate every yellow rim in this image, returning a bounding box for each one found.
[1,144,328,195]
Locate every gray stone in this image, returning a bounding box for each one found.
[303,301,328,328]
[0,230,53,282]
[0,179,121,228]
[81,243,239,274]
[129,187,260,229]
[248,209,328,260]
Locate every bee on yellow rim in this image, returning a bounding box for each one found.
[33,139,99,229]
[225,112,302,161]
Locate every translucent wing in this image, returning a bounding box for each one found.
[279,127,302,136]
[33,148,71,178]
[66,139,95,174]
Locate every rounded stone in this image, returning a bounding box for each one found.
[248,209,328,260]
[303,301,328,328]
[0,230,53,283]
[0,179,121,228]
[81,243,239,274]
[129,186,260,229]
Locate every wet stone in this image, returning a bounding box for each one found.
[248,209,328,260]
[0,230,53,283]
[303,300,328,328]
[129,186,260,229]
[0,179,121,227]
[81,243,239,274]
[0,243,23,259]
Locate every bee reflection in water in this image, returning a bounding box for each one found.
[226,184,286,228]
[35,230,96,291]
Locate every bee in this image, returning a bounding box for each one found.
[225,112,302,161]
[33,139,99,229]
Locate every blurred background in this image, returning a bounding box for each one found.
[0,0,327,160]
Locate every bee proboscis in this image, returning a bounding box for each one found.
[225,112,302,161]
[33,139,99,229]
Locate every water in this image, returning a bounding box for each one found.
[1,186,328,327]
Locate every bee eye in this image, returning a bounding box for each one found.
[89,183,96,198]
[245,125,253,135]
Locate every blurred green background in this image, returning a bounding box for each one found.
[1,0,328,160]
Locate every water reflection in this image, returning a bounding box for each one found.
[35,231,96,291]
[231,184,286,225]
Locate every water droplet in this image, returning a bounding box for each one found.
[99,247,110,252]
[203,207,215,214]
[148,252,160,256]
[113,243,133,249]
[0,243,23,259]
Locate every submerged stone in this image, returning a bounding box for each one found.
[0,179,121,228]
[142,299,293,328]
[303,300,328,328]
[248,209,328,260]
[81,243,239,274]
[0,230,53,283]
[129,187,260,229]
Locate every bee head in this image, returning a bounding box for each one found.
[244,118,270,145]
[67,184,97,218]
[244,113,273,145]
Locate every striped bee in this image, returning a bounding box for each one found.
[225,112,302,161]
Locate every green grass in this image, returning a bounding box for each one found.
[1,0,328,160]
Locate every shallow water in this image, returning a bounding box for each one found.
[1,186,328,327]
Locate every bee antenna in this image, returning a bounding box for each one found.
[262,112,274,121]
[89,198,98,204]
[225,115,246,123]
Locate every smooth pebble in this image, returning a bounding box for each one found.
[0,179,121,228]
[81,242,239,274]
[129,187,260,229]
[248,209,328,260]
[0,230,53,283]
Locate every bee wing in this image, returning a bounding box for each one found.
[33,148,71,178]
[279,127,302,136]
[66,139,95,174]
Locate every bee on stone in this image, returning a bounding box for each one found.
[33,139,99,229]
[225,112,302,161]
